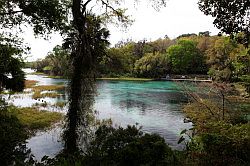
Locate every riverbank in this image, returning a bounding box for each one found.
[30,71,154,81]
[160,78,212,82]
[31,71,214,82]
[97,77,154,81]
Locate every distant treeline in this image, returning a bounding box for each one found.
[29,32,249,82]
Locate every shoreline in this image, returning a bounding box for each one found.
[29,70,213,82]
[160,78,213,82]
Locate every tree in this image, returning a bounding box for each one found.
[150,38,175,54]
[64,0,168,154]
[205,37,237,82]
[198,0,250,46]
[134,52,170,78]
[199,31,210,37]
[167,40,206,74]
[1,0,169,156]
[99,46,134,77]
[0,0,69,35]
[46,45,71,77]
[84,125,176,165]
[177,33,197,39]
[0,0,69,92]
[0,37,25,92]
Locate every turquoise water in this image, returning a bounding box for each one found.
[6,69,193,160]
[95,80,192,149]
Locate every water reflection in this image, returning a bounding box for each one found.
[26,125,63,161]
[95,80,192,149]
[5,72,193,158]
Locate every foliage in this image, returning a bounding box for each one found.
[83,125,177,166]
[0,99,34,165]
[205,36,247,82]
[32,45,71,77]
[0,0,69,35]
[64,11,110,153]
[24,61,35,68]
[232,46,250,79]
[98,45,135,77]
[46,45,71,77]
[182,83,250,165]
[32,58,50,73]
[167,40,207,74]
[134,52,170,78]
[147,38,175,54]
[39,125,177,166]
[198,0,250,46]
[177,33,197,39]
[205,37,230,81]
[240,75,250,94]
[0,42,25,92]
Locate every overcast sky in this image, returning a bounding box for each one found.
[24,0,220,61]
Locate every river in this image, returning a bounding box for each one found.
[6,69,192,160]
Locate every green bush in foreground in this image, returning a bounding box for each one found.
[0,100,31,165]
[85,125,177,166]
[39,125,178,166]
[183,100,250,165]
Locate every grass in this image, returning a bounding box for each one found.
[33,85,65,91]
[32,85,65,99]
[25,80,38,88]
[32,102,49,107]
[97,77,154,81]
[8,106,63,131]
[54,101,67,108]
[32,91,60,99]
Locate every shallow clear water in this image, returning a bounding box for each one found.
[5,69,193,160]
[95,80,192,149]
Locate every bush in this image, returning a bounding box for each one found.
[0,100,30,165]
[183,99,250,165]
[84,125,177,166]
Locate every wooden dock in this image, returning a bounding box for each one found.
[160,78,213,82]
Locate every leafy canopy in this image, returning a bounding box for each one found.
[198,0,250,46]
[167,40,206,74]
[0,0,69,35]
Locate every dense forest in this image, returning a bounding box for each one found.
[32,33,250,91]
[1,0,250,165]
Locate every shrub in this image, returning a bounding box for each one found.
[0,100,30,165]
[84,125,177,166]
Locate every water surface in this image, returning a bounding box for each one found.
[6,70,193,159]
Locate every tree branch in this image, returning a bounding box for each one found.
[100,0,123,18]
[0,10,23,16]
[83,0,92,9]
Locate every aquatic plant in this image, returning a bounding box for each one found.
[7,106,63,131]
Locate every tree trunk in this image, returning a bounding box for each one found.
[64,0,95,154]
